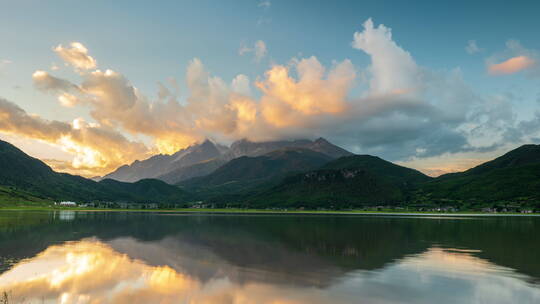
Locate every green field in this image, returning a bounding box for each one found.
[0,204,537,216]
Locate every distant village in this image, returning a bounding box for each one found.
[55,201,161,209]
[53,201,536,214]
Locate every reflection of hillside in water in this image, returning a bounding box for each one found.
[0,212,428,283]
[1,240,539,304]
[0,212,539,287]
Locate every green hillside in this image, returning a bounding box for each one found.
[98,179,190,203]
[181,148,332,192]
[420,145,540,206]
[0,186,50,207]
[322,155,432,186]
[245,155,432,208]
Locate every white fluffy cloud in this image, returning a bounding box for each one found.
[352,18,420,96]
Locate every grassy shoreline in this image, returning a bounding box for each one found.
[0,206,538,216]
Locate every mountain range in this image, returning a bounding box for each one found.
[1,137,540,210]
[102,137,352,184]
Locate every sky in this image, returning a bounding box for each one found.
[1,0,540,177]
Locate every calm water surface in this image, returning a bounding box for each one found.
[0,211,539,303]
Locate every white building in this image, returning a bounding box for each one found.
[58,201,77,207]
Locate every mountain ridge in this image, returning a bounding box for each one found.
[181,148,333,189]
[101,137,353,184]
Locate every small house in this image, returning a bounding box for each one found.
[59,201,77,207]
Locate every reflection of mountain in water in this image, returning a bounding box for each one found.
[0,212,539,287]
[2,240,540,304]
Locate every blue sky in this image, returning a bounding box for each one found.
[1,0,539,176]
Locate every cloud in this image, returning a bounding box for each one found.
[57,92,80,107]
[25,21,449,170]
[255,40,267,61]
[239,40,267,62]
[0,97,150,176]
[352,18,420,95]
[15,19,540,177]
[34,60,237,154]
[32,52,354,157]
[486,40,539,77]
[32,70,78,92]
[488,56,536,75]
[465,40,482,54]
[32,70,84,107]
[345,19,483,160]
[54,42,97,70]
[0,97,70,141]
[238,44,251,56]
[231,74,252,96]
[257,56,355,127]
[258,0,271,9]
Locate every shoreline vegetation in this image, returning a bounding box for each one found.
[0,205,538,216]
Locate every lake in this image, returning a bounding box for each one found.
[0,211,539,303]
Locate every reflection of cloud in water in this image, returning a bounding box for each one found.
[0,240,335,304]
[0,240,539,304]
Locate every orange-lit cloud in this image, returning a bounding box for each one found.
[0,97,150,176]
[258,57,354,123]
[32,70,79,93]
[0,240,336,304]
[54,42,97,70]
[32,67,202,155]
[488,56,536,75]
[31,54,357,159]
